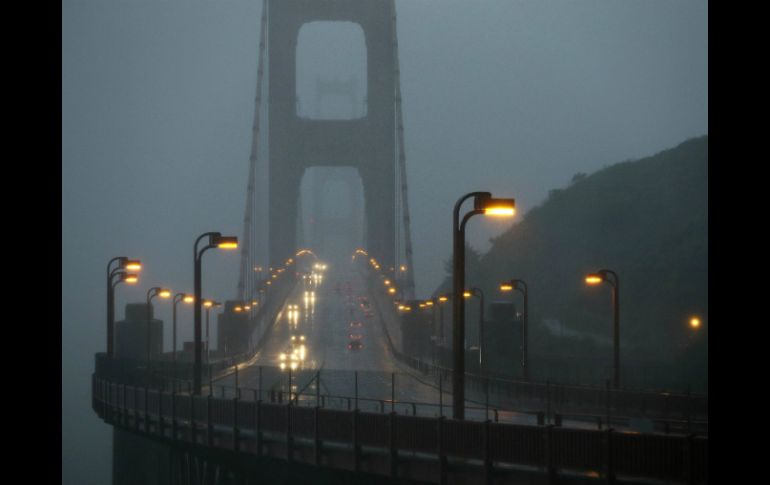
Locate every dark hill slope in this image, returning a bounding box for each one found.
[469,136,707,361]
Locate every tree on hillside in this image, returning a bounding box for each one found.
[570,172,587,184]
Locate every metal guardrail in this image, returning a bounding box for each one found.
[93,375,708,484]
[394,352,708,427]
[360,263,707,421]
[127,374,705,437]
[356,262,707,437]
[101,362,511,424]
[394,351,708,422]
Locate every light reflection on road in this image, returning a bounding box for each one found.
[212,259,621,430]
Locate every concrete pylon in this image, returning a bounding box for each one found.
[112,303,170,485]
[268,0,395,270]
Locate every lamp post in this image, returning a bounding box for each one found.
[464,287,485,370]
[109,271,139,357]
[146,286,172,362]
[254,265,264,298]
[453,192,515,419]
[172,293,194,363]
[106,257,142,357]
[398,264,408,289]
[585,269,620,389]
[194,232,238,395]
[500,279,528,380]
[121,273,139,285]
[438,294,450,346]
[422,299,437,364]
[204,300,222,363]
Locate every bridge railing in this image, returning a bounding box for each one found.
[189,366,513,422]
[92,373,708,484]
[94,347,257,393]
[355,258,707,426]
[395,352,707,425]
[181,364,705,436]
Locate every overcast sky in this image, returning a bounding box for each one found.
[62,1,707,483]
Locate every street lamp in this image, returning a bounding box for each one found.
[194,232,238,395]
[106,257,142,357]
[437,294,450,346]
[204,300,222,363]
[398,264,407,285]
[172,293,194,364]
[249,299,259,319]
[146,286,172,362]
[500,279,529,380]
[111,271,140,358]
[421,298,441,364]
[585,269,620,389]
[453,192,515,419]
[464,287,485,370]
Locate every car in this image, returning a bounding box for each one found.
[347,340,364,351]
[349,321,363,328]
[278,346,303,370]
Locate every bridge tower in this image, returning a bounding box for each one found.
[306,78,365,263]
[237,0,416,302]
[268,0,395,272]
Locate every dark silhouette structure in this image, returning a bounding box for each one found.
[217,301,250,356]
[115,303,163,360]
[399,301,433,359]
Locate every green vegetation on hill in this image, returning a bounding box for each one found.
[437,136,708,389]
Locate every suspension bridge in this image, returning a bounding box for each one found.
[92,1,708,483]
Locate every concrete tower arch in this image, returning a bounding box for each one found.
[268,0,396,270]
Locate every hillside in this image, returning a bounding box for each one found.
[438,136,708,376]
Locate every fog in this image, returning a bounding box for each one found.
[62,1,707,483]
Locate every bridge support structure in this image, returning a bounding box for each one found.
[267,0,396,272]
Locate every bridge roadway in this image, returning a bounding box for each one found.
[216,260,455,414]
[213,260,600,430]
[93,258,708,484]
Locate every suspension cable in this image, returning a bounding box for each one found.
[237,0,269,301]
